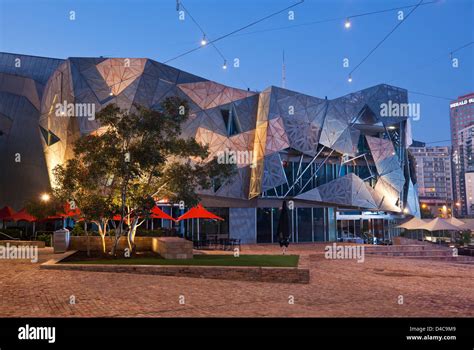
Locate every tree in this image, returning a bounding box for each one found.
[53,97,234,255]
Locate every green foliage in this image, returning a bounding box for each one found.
[461,231,472,245]
[36,233,52,247]
[0,228,23,240]
[71,223,86,236]
[135,228,178,237]
[25,196,62,221]
[52,97,235,253]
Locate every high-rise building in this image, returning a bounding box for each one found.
[450,93,474,216]
[409,143,454,217]
[457,124,474,216]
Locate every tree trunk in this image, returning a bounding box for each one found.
[85,221,90,257]
[127,218,138,253]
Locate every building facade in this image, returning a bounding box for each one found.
[0,53,420,243]
[450,93,474,217]
[409,143,454,217]
[457,124,474,216]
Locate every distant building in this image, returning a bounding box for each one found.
[464,172,474,216]
[409,144,454,217]
[458,124,474,216]
[450,93,474,216]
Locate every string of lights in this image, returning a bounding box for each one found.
[347,0,425,82]
[164,0,304,64]
[228,1,437,38]
[177,1,228,68]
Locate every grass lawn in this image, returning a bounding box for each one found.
[64,254,299,267]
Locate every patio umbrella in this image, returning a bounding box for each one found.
[9,208,36,222]
[420,217,462,244]
[0,206,15,229]
[177,204,224,240]
[420,217,462,232]
[60,202,81,218]
[445,217,466,227]
[8,208,37,236]
[396,217,427,230]
[150,206,176,221]
[149,206,176,230]
[276,200,291,249]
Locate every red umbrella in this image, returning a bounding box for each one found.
[0,206,15,219]
[9,208,36,222]
[59,202,81,218]
[177,204,223,241]
[112,214,132,225]
[150,206,176,221]
[177,204,224,221]
[0,206,15,229]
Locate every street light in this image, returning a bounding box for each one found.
[344,18,351,29]
[40,193,50,202]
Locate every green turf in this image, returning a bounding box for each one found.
[65,254,299,267]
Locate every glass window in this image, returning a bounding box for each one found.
[257,208,272,243]
[199,208,229,238]
[272,207,280,243]
[313,208,325,241]
[297,208,312,242]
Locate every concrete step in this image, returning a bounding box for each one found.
[376,255,474,263]
[364,245,449,252]
[366,250,454,257]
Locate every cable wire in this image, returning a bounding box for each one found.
[164,0,304,63]
[349,0,424,77]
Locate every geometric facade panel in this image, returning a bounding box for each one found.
[0,52,417,214]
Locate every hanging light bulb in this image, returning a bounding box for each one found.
[344,18,352,29]
[222,60,227,69]
[348,74,352,83]
[200,35,207,46]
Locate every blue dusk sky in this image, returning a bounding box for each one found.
[0,0,472,145]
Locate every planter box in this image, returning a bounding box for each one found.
[152,237,193,259]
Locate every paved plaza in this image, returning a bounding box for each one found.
[0,246,472,317]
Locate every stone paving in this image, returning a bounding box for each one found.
[0,245,472,317]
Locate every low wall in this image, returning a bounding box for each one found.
[393,237,427,246]
[41,258,310,284]
[69,236,155,252]
[0,240,45,248]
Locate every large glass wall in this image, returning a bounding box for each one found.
[257,206,335,243]
[337,215,397,243]
[262,159,377,197]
